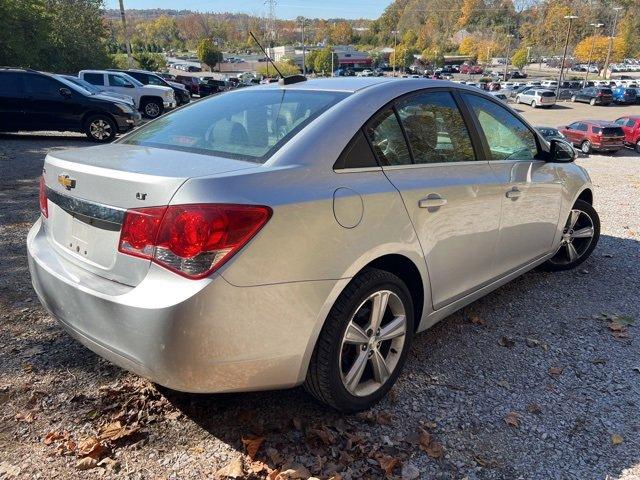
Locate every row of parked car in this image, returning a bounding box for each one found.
[538,117,640,155]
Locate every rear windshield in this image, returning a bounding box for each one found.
[540,91,555,97]
[602,127,624,136]
[122,89,349,162]
[599,88,613,94]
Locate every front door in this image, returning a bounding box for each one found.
[23,74,79,130]
[364,90,503,309]
[106,73,136,96]
[460,92,562,274]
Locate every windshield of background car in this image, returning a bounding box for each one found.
[53,75,92,96]
[122,89,349,162]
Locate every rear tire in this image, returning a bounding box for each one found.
[531,100,537,108]
[581,140,592,154]
[304,268,414,413]
[571,95,576,102]
[590,98,597,106]
[142,99,163,119]
[541,200,600,271]
[635,140,640,154]
[84,114,116,143]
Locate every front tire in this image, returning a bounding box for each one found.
[84,114,116,142]
[542,199,600,271]
[304,268,414,412]
[142,99,163,118]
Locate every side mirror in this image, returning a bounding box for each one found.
[59,87,72,98]
[549,139,576,163]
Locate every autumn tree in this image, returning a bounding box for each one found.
[331,21,353,45]
[574,35,626,64]
[511,47,528,69]
[196,38,223,70]
[314,47,339,75]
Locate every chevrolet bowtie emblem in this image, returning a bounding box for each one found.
[57,174,76,190]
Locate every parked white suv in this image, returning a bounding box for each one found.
[79,70,175,118]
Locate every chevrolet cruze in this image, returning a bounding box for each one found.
[28,78,599,412]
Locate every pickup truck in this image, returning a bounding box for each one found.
[78,70,175,118]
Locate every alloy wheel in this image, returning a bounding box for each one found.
[145,102,160,117]
[339,290,407,397]
[89,119,112,141]
[549,209,595,266]
[581,141,591,154]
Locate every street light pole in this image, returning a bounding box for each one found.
[392,30,399,77]
[118,0,133,68]
[557,15,578,99]
[585,22,604,83]
[503,33,514,81]
[603,6,623,79]
[300,17,306,76]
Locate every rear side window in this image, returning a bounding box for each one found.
[123,89,348,163]
[627,119,637,127]
[24,74,61,96]
[365,108,412,166]
[592,126,602,134]
[463,93,538,161]
[334,130,378,169]
[0,72,23,95]
[83,73,104,86]
[395,91,475,164]
[576,123,588,132]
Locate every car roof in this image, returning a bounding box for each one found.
[583,120,619,127]
[261,76,397,93]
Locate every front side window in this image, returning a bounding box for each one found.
[364,109,411,166]
[108,74,132,87]
[123,89,348,162]
[626,119,637,127]
[395,92,475,164]
[147,75,166,86]
[463,93,538,161]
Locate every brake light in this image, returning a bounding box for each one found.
[118,204,271,279]
[39,176,48,218]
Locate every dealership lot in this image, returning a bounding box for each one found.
[1,101,639,478]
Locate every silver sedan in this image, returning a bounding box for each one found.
[28,78,599,412]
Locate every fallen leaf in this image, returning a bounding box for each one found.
[277,465,311,479]
[98,421,140,442]
[611,434,623,445]
[165,410,181,421]
[77,437,105,459]
[308,426,335,446]
[613,315,635,326]
[15,411,35,423]
[75,457,98,470]
[96,457,119,472]
[44,431,64,445]
[248,460,268,474]
[418,428,431,450]
[378,455,399,475]
[527,403,542,414]
[377,411,393,425]
[242,435,265,459]
[470,315,486,326]
[548,367,564,377]
[216,456,244,478]
[498,336,515,348]
[425,441,444,459]
[504,412,520,427]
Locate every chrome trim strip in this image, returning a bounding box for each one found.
[381,160,485,170]
[334,166,383,174]
[45,187,125,225]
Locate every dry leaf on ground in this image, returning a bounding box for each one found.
[242,435,265,459]
[470,315,486,326]
[611,434,623,445]
[504,412,520,427]
[527,403,542,414]
[548,367,564,377]
[277,465,311,479]
[75,457,98,470]
[377,455,399,475]
[216,456,244,478]
[498,336,515,348]
[76,437,106,459]
[98,421,140,442]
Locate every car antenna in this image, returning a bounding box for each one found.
[249,31,306,86]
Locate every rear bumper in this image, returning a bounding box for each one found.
[593,143,623,151]
[27,218,342,393]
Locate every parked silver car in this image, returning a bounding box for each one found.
[516,88,557,108]
[28,78,599,412]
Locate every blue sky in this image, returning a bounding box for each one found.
[105,0,391,19]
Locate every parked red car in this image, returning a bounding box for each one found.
[614,116,640,153]
[559,120,626,154]
[460,64,483,75]
[174,75,212,97]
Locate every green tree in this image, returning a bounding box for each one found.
[196,38,223,70]
[305,49,318,72]
[314,47,339,75]
[511,47,529,70]
[257,61,300,77]
[133,52,166,71]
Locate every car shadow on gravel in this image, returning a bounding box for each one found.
[150,233,640,478]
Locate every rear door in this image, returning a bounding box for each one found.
[0,72,26,131]
[366,89,503,309]
[460,92,562,273]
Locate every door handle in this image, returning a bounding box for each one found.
[418,194,447,208]
[505,187,522,199]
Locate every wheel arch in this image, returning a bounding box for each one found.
[139,95,164,106]
[81,110,116,129]
[576,188,593,206]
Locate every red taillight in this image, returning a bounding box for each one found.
[118,204,271,279]
[39,176,48,218]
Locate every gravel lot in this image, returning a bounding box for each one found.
[1,103,639,480]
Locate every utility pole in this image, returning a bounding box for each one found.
[557,15,578,99]
[118,0,133,68]
[391,30,399,77]
[585,22,604,83]
[603,6,623,79]
[504,33,514,81]
[300,17,306,76]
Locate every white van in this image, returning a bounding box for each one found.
[79,70,175,118]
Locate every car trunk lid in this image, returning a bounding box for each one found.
[42,144,257,286]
